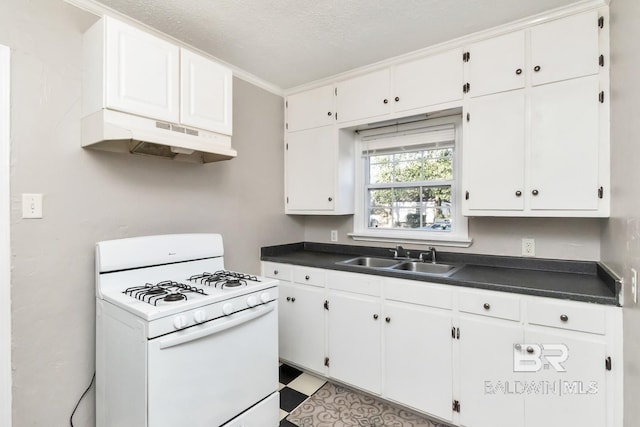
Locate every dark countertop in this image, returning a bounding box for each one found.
[261,242,621,306]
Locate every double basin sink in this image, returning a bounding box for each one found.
[336,256,463,277]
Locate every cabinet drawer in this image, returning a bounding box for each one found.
[526,299,606,335]
[459,290,520,321]
[293,266,326,287]
[262,262,293,281]
[327,271,382,297]
[384,279,452,310]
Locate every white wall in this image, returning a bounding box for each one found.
[304,216,602,260]
[0,43,11,427]
[0,0,304,425]
[601,0,640,425]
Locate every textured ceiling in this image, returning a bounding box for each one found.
[94,0,580,90]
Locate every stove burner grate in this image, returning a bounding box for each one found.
[123,281,207,306]
[188,270,260,289]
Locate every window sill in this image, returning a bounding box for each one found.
[348,230,473,248]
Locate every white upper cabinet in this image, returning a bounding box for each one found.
[466,31,526,98]
[530,11,600,86]
[286,85,335,132]
[336,68,391,123]
[392,48,464,113]
[529,76,600,210]
[84,16,233,135]
[180,49,233,135]
[463,90,526,211]
[104,16,180,123]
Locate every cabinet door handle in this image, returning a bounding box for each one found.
[273,270,279,275]
[560,314,569,322]
[328,197,333,202]
[515,190,522,197]
[373,314,379,320]
[305,275,310,280]
[385,317,391,323]
[327,111,332,116]
[526,346,535,354]
[532,189,539,196]
[516,68,522,75]
[394,96,400,102]
[483,303,490,310]
[534,65,541,72]
[291,297,296,302]
[383,99,389,104]
[514,344,522,351]
[286,297,291,302]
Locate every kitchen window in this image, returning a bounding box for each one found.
[350,115,471,247]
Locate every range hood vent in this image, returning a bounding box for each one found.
[81,109,237,164]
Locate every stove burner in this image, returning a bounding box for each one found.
[123,281,207,306]
[164,293,187,302]
[187,270,260,289]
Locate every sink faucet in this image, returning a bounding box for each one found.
[419,247,437,264]
[389,244,410,259]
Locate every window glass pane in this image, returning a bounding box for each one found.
[368,189,393,228]
[424,148,453,181]
[369,155,393,184]
[394,157,422,183]
[393,187,420,228]
[421,186,452,231]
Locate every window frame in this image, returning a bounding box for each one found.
[350,115,471,247]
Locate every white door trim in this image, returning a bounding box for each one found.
[0,44,12,427]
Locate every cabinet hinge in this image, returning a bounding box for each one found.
[452,400,461,412]
[465,191,470,201]
[286,197,289,204]
[324,357,330,367]
[285,100,288,108]
[598,16,604,29]
[598,186,604,199]
[605,356,612,371]
[335,112,338,121]
[286,122,289,130]
[462,82,470,94]
[286,143,288,150]
[451,326,460,339]
[466,112,470,122]
[599,91,605,103]
[324,300,329,310]
[334,87,338,96]
[599,54,605,67]
[462,51,470,62]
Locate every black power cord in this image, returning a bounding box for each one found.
[70,372,95,427]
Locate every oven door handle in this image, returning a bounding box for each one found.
[159,303,275,350]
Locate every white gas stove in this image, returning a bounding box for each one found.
[95,233,280,427]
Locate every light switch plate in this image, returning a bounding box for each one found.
[22,193,43,219]
[330,230,338,242]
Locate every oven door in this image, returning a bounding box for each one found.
[147,302,278,427]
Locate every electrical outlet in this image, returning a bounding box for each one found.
[330,230,338,242]
[22,193,43,219]
[631,268,637,304]
[522,238,535,257]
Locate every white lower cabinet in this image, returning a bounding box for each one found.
[262,262,621,427]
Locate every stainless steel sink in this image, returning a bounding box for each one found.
[338,256,401,268]
[390,261,462,276]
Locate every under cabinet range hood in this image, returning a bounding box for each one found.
[81,109,237,164]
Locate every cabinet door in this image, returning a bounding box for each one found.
[467,31,526,97]
[530,11,600,86]
[459,315,524,427]
[286,85,335,132]
[393,48,463,113]
[286,126,335,211]
[384,301,453,422]
[328,292,381,394]
[463,90,526,211]
[523,328,607,427]
[104,17,180,122]
[336,69,390,123]
[180,49,232,135]
[278,282,327,374]
[530,75,599,210]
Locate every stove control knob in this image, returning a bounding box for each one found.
[260,292,271,303]
[173,315,188,330]
[222,303,234,316]
[246,296,258,307]
[193,310,207,324]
